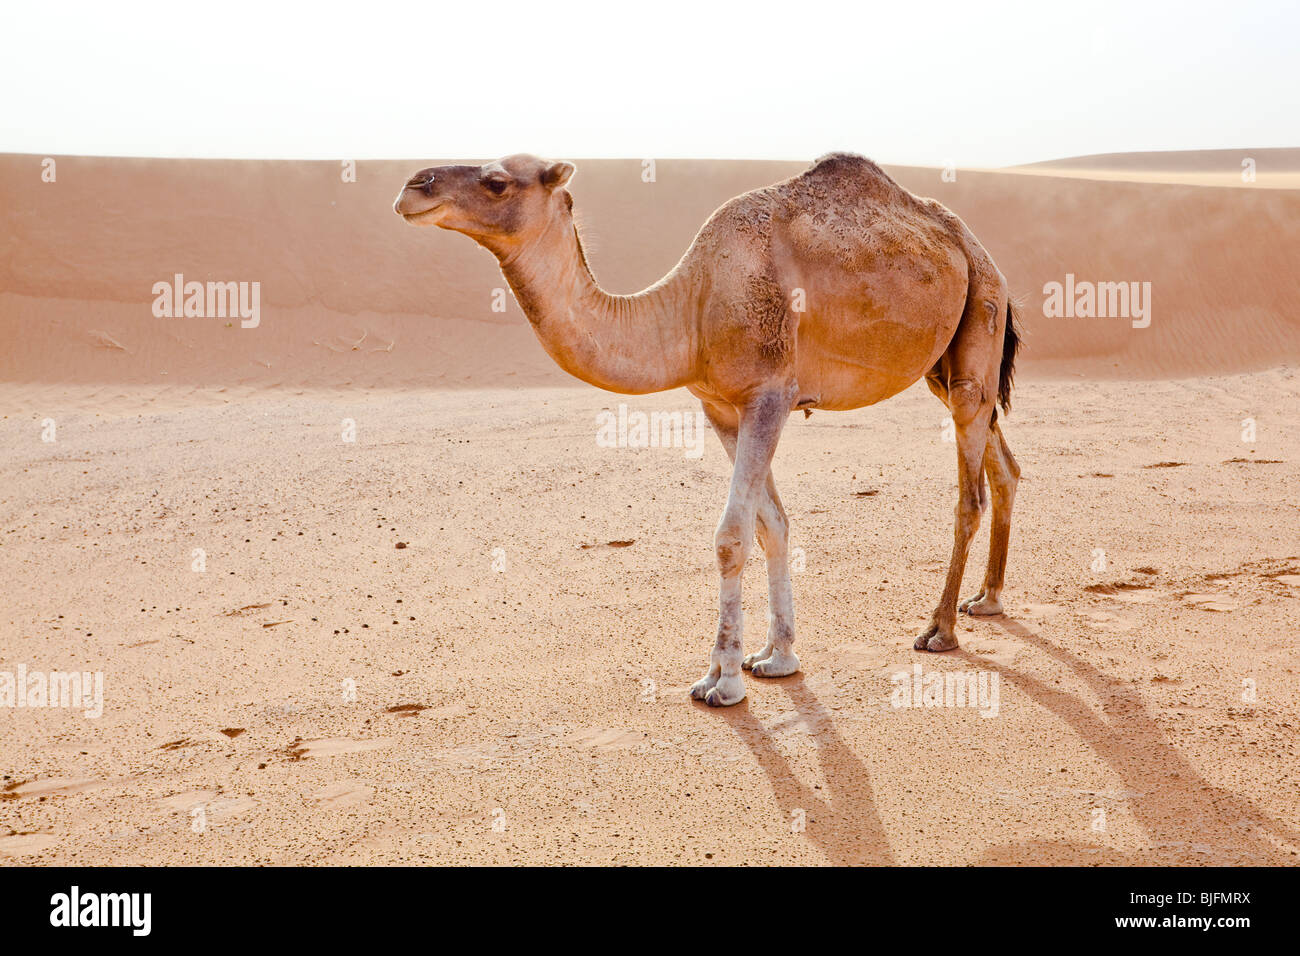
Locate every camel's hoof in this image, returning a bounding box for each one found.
[689,673,718,701]
[750,649,800,678]
[960,592,1003,616]
[703,675,746,707]
[742,646,774,671]
[914,625,959,652]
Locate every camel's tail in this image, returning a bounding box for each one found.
[997,299,1022,414]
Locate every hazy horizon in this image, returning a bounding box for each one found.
[4,0,1296,166]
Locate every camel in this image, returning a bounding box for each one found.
[394,153,1022,707]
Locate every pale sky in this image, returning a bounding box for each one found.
[2,0,1295,166]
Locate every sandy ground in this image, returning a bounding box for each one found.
[2,371,1298,865]
[2,148,1299,864]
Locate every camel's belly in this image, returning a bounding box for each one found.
[775,224,969,411]
[793,294,963,411]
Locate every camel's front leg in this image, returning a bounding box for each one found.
[690,390,791,706]
[743,470,800,677]
[698,402,800,679]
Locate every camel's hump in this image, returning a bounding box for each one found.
[805,152,889,181]
[794,152,907,204]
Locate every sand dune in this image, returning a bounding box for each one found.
[2,152,1298,396]
[1011,147,1300,188]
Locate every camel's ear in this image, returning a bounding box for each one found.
[541,161,576,190]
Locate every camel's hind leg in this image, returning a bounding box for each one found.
[698,401,799,679]
[960,422,1019,615]
[916,294,1003,652]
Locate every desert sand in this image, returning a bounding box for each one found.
[1010,147,1300,189]
[1,151,1298,864]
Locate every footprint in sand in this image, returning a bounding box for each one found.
[159,790,256,822]
[765,709,830,738]
[566,728,646,751]
[0,832,58,857]
[839,642,898,673]
[1181,593,1238,612]
[160,789,219,811]
[2,777,109,800]
[287,737,394,760]
[1080,610,1136,632]
[1085,582,1158,603]
[311,782,376,808]
[967,639,1022,667]
[1107,589,1158,604]
[1019,602,1066,620]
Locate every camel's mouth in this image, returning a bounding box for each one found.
[400,201,448,226]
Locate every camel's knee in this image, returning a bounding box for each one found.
[990,464,1019,505]
[954,492,984,535]
[715,519,753,577]
[947,378,987,426]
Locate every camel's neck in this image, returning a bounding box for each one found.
[486,216,700,395]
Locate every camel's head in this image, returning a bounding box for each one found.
[394,154,576,246]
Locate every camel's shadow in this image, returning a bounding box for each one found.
[701,617,1299,866]
[958,616,1300,864]
[702,674,894,865]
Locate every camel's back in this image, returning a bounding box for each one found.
[694,152,976,285]
[691,153,982,409]
[774,153,972,275]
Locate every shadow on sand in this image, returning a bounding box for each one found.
[961,616,1300,865]
[705,674,894,865]
[704,617,1298,865]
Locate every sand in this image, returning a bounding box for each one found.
[4,152,1300,387]
[1011,147,1300,189]
[1,151,1299,864]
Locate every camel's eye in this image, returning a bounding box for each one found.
[484,177,509,195]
